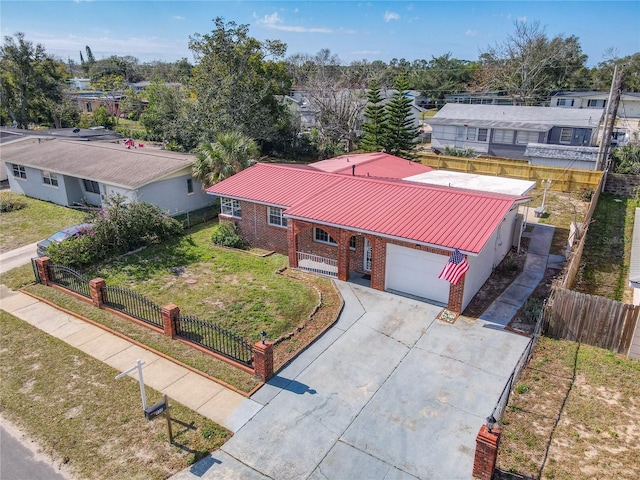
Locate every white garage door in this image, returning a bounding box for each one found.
[385,244,451,304]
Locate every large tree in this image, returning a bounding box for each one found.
[188,17,291,147]
[359,78,387,152]
[139,81,192,145]
[0,32,67,128]
[477,21,588,104]
[384,75,418,158]
[193,131,259,188]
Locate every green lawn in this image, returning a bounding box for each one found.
[573,193,639,301]
[0,310,231,480]
[0,192,89,253]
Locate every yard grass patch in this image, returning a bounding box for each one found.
[573,193,639,301]
[496,336,640,480]
[0,310,231,480]
[0,192,89,253]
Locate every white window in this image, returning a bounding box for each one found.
[42,171,58,187]
[83,179,100,194]
[466,128,477,141]
[493,129,514,144]
[477,128,488,142]
[516,131,539,145]
[268,206,287,227]
[456,127,465,141]
[557,99,574,106]
[314,228,337,245]
[559,128,573,144]
[587,99,605,108]
[186,178,194,194]
[221,197,241,217]
[12,164,26,179]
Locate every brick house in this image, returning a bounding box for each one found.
[207,153,528,313]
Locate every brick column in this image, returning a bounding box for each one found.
[447,274,466,313]
[253,340,274,382]
[473,425,501,480]
[370,237,386,291]
[287,220,299,268]
[161,304,180,338]
[34,257,51,285]
[89,278,106,308]
[337,230,350,281]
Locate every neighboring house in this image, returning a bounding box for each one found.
[206,153,529,314]
[2,139,212,214]
[427,103,602,160]
[73,92,124,116]
[550,91,640,118]
[445,91,517,106]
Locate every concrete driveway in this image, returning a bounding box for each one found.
[0,242,38,274]
[173,282,530,480]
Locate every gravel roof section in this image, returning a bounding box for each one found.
[1,139,195,189]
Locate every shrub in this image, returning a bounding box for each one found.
[211,221,246,249]
[611,143,640,174]
[443,146,476,157]
[578,186,595,202]
[46,194,183,267]
[0,192,27,213]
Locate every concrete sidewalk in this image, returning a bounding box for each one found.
[0,285,262,433]
[478,223,557,327]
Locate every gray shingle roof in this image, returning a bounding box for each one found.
[426,104,602,130]
[1,139,195,189]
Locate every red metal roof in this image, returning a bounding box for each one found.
[310,152,432,179]
[206,163,343,207]
[207,162,524,254]
[285,176,523,254]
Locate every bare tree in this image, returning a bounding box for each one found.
[477,21,588,104]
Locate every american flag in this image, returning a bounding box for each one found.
[438,249,469,285]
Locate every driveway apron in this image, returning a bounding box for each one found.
[172,282,530,480]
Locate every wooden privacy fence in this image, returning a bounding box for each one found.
[417,153,603,192]
[557,171,605,289]
[544,287,639,355]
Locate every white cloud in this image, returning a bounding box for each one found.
[384,11,400,22]
[173,16,185,21]
[255,11,332,33]
[465,30,478,37]
[517,16,527,23]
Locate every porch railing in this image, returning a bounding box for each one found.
[297,252,338,277]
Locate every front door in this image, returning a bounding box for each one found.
[364,238,372,272]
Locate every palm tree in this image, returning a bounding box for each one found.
[193,131,259,188]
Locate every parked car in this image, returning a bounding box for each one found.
[36,223,93,257]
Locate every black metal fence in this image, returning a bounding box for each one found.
[102,285,163,329]
[46,263,91,298]
[488,303,545,426]
[176,314,254,367]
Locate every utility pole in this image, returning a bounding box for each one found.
[596,64,626,170]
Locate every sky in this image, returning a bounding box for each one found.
[1,1,639,68]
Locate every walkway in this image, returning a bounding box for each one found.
[0,285,262,433]
[479,223,557,327]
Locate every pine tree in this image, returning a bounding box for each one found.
[359,78,387,152]
[384,74,419,158]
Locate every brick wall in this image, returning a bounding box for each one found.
[222,200,289,255]
[604,173,640,198]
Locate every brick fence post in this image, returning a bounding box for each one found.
[161,304,180,338]
[473,425,502,480]
[89,278,106,308]
[253,340,274,382]
[34,257,51,285]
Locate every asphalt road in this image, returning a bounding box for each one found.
[0,422,69,480]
